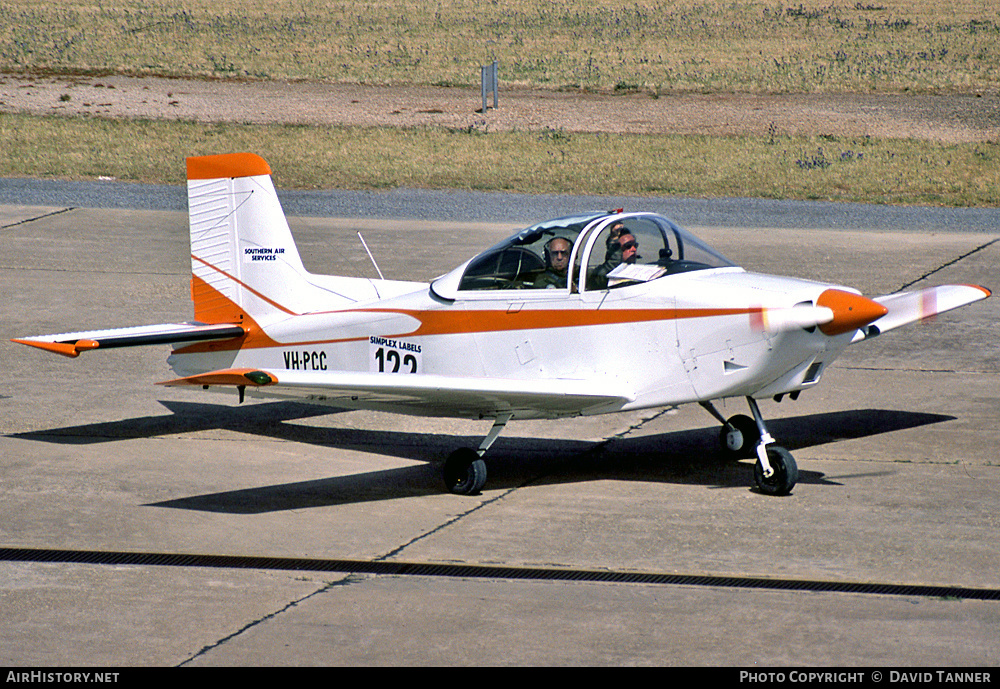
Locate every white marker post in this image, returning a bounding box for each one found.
[481,60,498,113]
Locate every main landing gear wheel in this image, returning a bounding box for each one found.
[720,414,760,459]
[754,445,798,496]
[443,447,487,495]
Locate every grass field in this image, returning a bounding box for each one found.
[2,0,997,92]
[1,0,998,205]
[3,113,997,206]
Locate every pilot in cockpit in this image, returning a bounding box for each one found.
[533,237,573,289]
[533,236,574,289]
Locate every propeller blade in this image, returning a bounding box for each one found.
[752,304,834,333]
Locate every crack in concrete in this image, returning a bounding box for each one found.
[896,237,999,292]
[379,408,675,562]
[177,572,358,667]
[1,206,74,230]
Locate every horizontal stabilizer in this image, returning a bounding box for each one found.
[853,284,991,342]
[12,323,245,358]
[159,368,633,418]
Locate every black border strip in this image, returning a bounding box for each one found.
[2,547,998,601]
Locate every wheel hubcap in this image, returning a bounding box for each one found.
[725,428,743,451]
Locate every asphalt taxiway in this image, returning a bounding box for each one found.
[1,198,998,666]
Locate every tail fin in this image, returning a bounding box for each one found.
[187,153,379,325]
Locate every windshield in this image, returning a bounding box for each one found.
[582,215,736,290]
[458,213,605,291]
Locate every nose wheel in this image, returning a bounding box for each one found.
[754,445,798,496]
[702,398,798,495]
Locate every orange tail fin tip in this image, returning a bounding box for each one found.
[186,152,271,180]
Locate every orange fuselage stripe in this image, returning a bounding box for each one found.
[177,297,758,354]
[357,306,753,338]
[180,255,761,354]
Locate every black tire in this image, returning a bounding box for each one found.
[443,448,488,495]
[753,446,798,496]
[720,414,760,458]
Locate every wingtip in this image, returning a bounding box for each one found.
[11,338,99,358]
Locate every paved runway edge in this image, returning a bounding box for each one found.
[2,177,998,231]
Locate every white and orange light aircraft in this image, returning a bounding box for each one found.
[13,153,991,496]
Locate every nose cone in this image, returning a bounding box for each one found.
[816,289,889,336]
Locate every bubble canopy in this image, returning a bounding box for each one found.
[430,212,737,300]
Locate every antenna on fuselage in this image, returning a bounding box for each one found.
[357,232,385,281]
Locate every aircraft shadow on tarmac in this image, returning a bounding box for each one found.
[11,400,954,512]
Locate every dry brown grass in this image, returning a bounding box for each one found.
[2,1,997,205]
[1,0,998,93]
[3,113,996,206]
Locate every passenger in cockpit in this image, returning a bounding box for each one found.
[588,223,639,290]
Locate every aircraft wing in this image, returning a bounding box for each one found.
[11,323,245,358]
[853,284,991,342]
[159,368,634,418]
